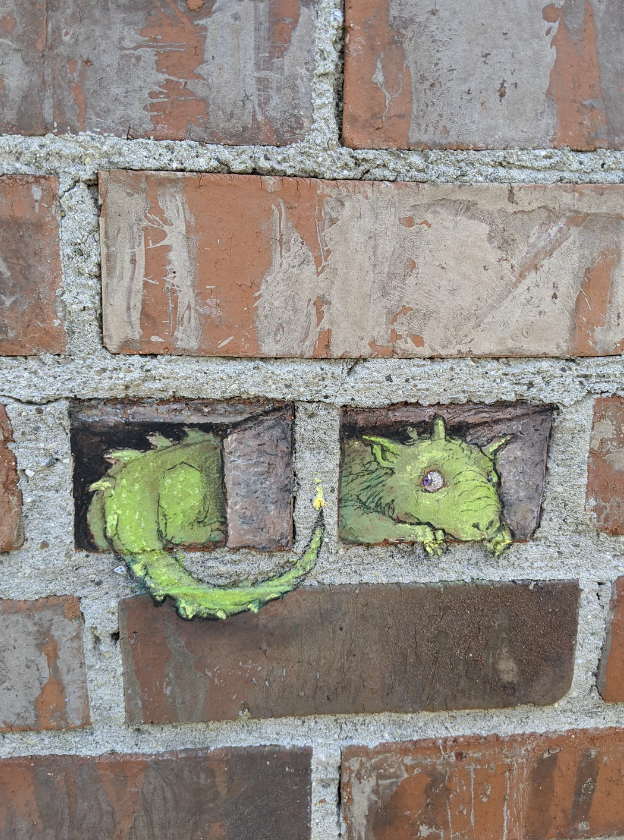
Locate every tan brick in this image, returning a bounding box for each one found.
[101,174,624,358]
[0,747,311,839]
[586,396,624,533]
[342,728,624,840]
[0,176,64,355]
[0,597,89,731]
[597,577,624,702]
[0,0,314,142]
[120,582,578,723]
[0,405,22,552]
[343,0,624,150]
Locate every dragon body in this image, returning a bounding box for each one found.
[87,429,323,620]
[339,416,512,556]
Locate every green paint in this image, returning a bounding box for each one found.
[87,429,323,620]
[339,416,512,555]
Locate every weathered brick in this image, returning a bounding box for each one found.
[0,176,64,355]
[0,405,22,552]
[0,2,46,135]
[121,582,578,723]
[223,411,293,550]
[69,399,293,551]
[586,396,624,533]
[0,0,314,143]
[101,174,624,358]
[341,403,553,544]
[343,0,624,150]
[0,747,311,839]
[0,597,89,731]
[342,728,624,840]
[597,577,624,702]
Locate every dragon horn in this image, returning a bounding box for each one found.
[406,427,419,440]
[431,416,446,441]
[483,435,510,459]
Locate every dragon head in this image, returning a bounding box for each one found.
[363,416,509,543]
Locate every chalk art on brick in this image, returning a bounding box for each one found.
[339,404,554,551]
[70,400,323,620]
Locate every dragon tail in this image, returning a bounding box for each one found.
[123,510,324,620]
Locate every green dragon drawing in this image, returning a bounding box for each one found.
[87,429,324,620]
[340,416,512,556]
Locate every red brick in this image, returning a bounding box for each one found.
[0,747,311,839]
[0,176,64,355]
[598,577,624,702]
[0,0,314,143]
[343,0,624,150]
[0,405,22,552]
[101,174,624,358]
[120,582,578,723]
[342,728,624,840]
[586,397,624,533]
[0,597,89,731]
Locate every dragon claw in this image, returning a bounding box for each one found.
[422,528,446,556]
[486,524,513,557]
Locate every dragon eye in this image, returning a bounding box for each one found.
[422,470,444,492]
[488,472,497,485]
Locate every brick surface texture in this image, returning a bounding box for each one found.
[120,582,578,723]
[343,0,624,150]
[0,405,22,552]
[341,403,553,542]
[0,0,315,143]
[587,395,624,533]
[101,173,624,358]
[0,747,311,839]
[598,576,624,701]
[0,176,64,355]
[342,728,624,840]
[0,597,89,732]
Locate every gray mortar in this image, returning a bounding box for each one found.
[1,2,624,838]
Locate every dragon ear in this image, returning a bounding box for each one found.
[105,449,143,464]
[482,435,510,460]
[184,428,210,443]
[406,427,419,441]
[362,436,402,469]
[431,416,446,441]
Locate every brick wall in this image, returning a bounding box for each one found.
[2,2,624,838]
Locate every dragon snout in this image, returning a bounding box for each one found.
[447,493,502,541]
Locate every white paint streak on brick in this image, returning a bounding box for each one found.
[397,0,559,148]
[199,0,315,141]
[101,176,148,353]
[256,182,624,357]
[154,186,201,353]
[256,200,320,356]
